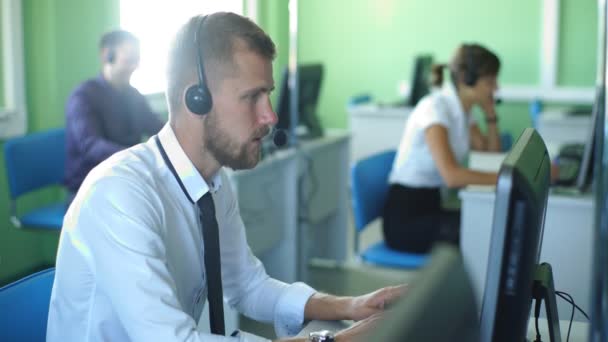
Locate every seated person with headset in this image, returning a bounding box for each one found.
[49,13,405,341]
[383,43,503,254]
[64,30,164,205]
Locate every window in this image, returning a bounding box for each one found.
[120,0,243,95]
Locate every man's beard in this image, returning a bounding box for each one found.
[204,113,268,170]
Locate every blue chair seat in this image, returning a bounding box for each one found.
[351,150,430,269]
[0,268,55,341]
[362,241,428,268]
[20,203,66,230]
[4,128,66,230]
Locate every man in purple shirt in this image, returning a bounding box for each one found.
[65,30,164,202]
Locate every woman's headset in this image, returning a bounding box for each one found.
[185,15,213,115]
[464,44,478,87]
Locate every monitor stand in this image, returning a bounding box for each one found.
[294,124,323,142]
[530,262,562,342]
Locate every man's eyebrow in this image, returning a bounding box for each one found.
[240,85,275,99]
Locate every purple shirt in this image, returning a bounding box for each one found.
[64,75,164,192]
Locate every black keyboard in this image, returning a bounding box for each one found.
[554,143,584,186]
[555,158,580,186]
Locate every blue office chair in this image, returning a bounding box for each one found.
[500,133,514,152]
[0,268,55,341]
[4,128,66,229]
[350,150,428,268]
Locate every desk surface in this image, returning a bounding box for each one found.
[468,144,560,173]
[348,104,413,118]
[460,184,594,208]
[297,318,589,341]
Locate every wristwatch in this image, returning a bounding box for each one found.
[308,330,335,342]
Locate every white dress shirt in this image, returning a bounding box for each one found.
[389,82,475,187]
[48,124,316,342]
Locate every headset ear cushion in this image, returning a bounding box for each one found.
[106,49,115,64]
[465,71,473,86]
[185,84,212,115]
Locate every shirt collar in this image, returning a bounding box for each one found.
[441,81,468,117]
[157,124,222,202]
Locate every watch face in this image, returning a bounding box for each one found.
[309,330,335,342]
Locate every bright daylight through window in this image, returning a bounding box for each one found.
[120,0,243,94]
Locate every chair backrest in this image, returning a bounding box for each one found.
[350,150,396,233]
[0,268,55,341]
[4,128,65,199]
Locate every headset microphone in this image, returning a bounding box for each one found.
[272,128,288,147]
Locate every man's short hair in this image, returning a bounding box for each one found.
[165,12,276,114]
[99,30,139,63]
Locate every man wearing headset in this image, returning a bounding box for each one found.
[64,30,164,205]
[49,13,404,342]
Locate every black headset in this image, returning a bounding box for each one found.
[185,15,213,115]
[106,49,116,64]
[464,44,478,87]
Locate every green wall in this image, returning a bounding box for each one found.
[559,0,599,86]
[256,0,290,106]
[0,0,119,285]
[298,0,597,136]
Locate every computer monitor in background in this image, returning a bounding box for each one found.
[407,55,433,107]
[479,128,559,342]
[371,244,479,342]
[574,88,603,191]
[275,64,324,143]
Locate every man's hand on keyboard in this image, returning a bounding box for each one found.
[346,284,408,322]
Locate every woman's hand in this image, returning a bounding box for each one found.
[479,94,498,120]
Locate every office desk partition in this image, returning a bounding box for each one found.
[227,130,351,283]
[228,147,300,283]
[298,130,350,281]
[537,110,592,145]
[348,104,412,163]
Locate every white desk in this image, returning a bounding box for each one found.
[297,318,588,341]
[537,110,592,145]
[349,106,592,163]
[463,148,594,322]
[348,104,412,162]
[460,186,594,322]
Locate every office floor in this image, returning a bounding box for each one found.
[239,220,421,339]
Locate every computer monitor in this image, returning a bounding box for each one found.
[590,6,608,339]
[479,128,556,342]
[590,87,608,341]
[407,55,433,107]
[574,87,603,191]
[371,244,480,342]
[275,64,324,143]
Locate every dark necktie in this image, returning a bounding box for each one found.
[197,192,225,335]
